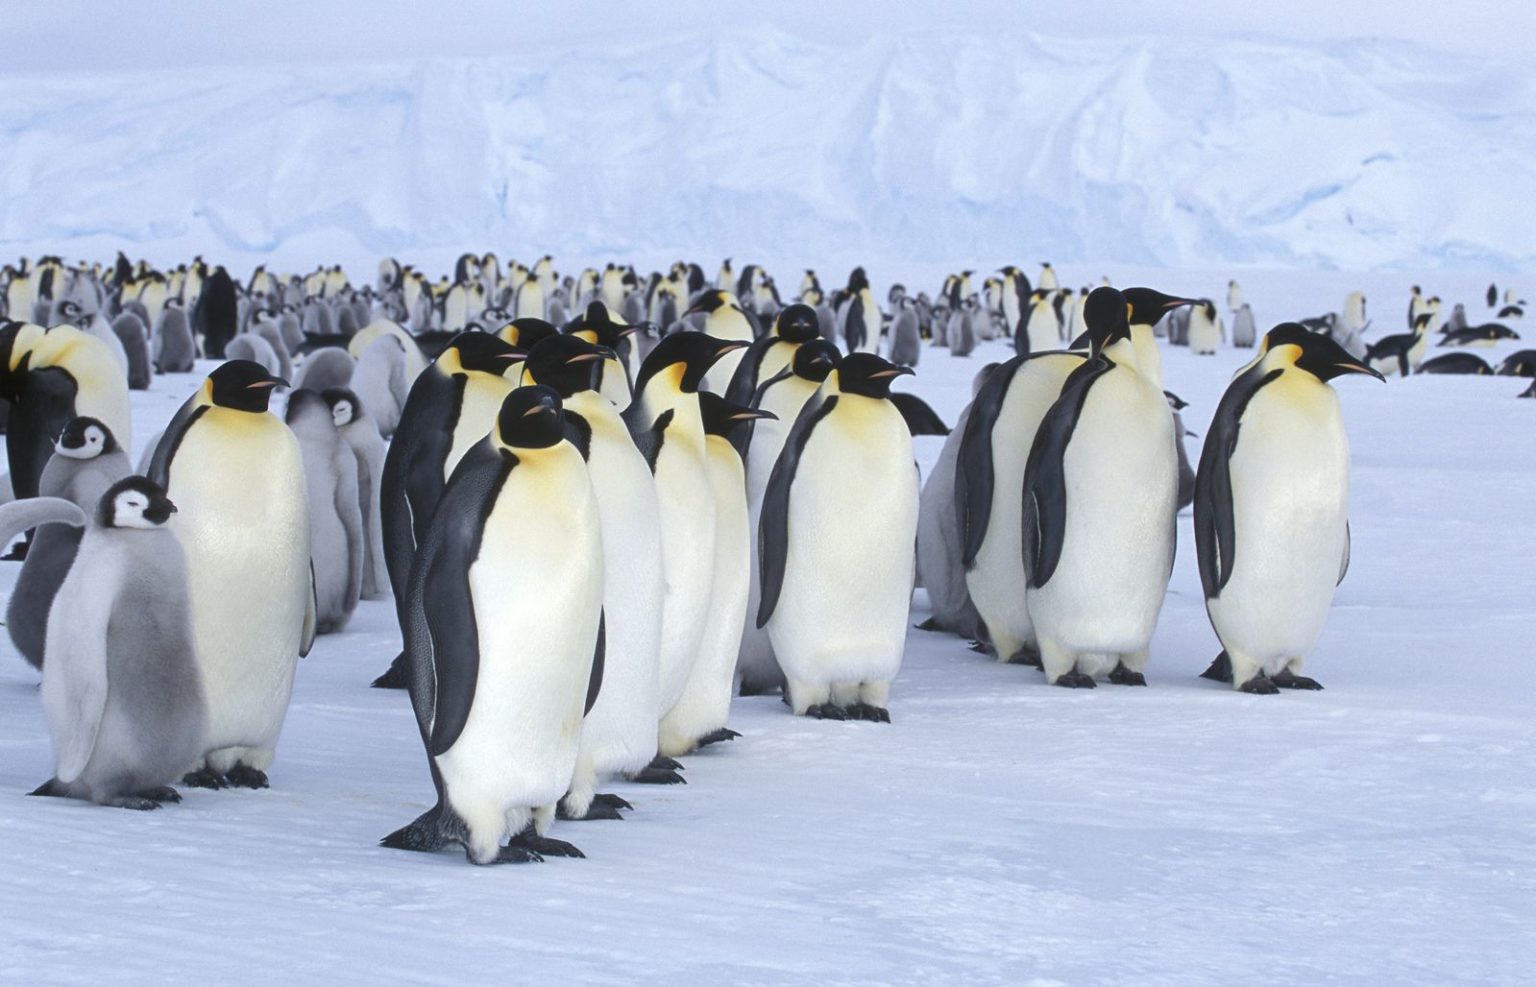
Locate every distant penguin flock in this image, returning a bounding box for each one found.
[0,252,1526,868]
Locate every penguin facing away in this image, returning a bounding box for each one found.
[380,386,604,865]
[286,389,364,634]
[0,477,205,809]
[914,389,986,641]
[758,353,919,721]
[1194,324,1382,693]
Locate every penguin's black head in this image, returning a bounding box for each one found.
[321,387,363,427]
[523,335,608,397]
[847,267,870,293]
[1163,390,1189,411]
[1123,287,1197,327]
[697,391,776,439]
[634,331,749,396]
[836,353,913,398]
[208,360,287,413]
[567,302,638,349]
[1264,324,1385,382]
[98,475,176,530]
[502,318,558,351]
[684,291,731,316]
[773,304,820,344]
[791,339,840,382]
[56,416,118,459]
[447,331,523,375]
[1082,286,1133,353]
[495,385,566,450]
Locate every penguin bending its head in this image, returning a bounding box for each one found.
[723,303,821,406]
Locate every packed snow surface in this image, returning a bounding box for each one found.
[1,264,1533,984]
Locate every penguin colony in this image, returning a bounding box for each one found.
[0,253,1525,867]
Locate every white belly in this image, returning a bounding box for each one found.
[1131,325,1164,387]
[654,426,717,713]
[1026,308,1058,355]
[445,374,512,478]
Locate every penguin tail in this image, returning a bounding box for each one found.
[380,802,459,853]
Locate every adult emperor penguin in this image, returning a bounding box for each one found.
[1365,313,1432,378]
[659,393,772,756]
[957,347,1087,665]
[372,332,523,688]
[0,477,205,809]
[685,290,755,394]
[0,321,133,507]
[519,336,664,821]
[6,417,132,669]
[380,386,604,865]
[1188,299,1223,355]
[1121,288,1198,388]
[563,302,638,409]
[624,331,748,770]
[1022,287,1178,687]
[837,268,881,355]
[1195,325,1381,692]
[724,302,822,406]
[323,388,389,599]
[736,338,840,695]
[1438,323,1520,347]
[147,360,314,788]
[758,353,919,720]
[1017,289,1060,356]
[286,389,364,634]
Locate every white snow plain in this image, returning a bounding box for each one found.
[1,263,1533,984]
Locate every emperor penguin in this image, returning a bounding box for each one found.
[1195,325,1382,692]
[837,268,881,355]
[624,332,748,773]
[736,339,840,696]
[957,348,1086,664]
[1231,304,1257,349]
[685,291,755,394]
[1407,285,1430,329]
[949,297,978,358]
[519,336,664,821]
[1496,350,1536,377]
[658,393,773,756]
[147,360,314,788]
[195,266,238,359]
[514,274,547,321]
[349,333,414,439]
[286,389,364,634]
[6,417,132,669]
[1166,391,1197,511]
[0,321,133,507]
[1123,287,1198,389]
[0,477,205,809]
[372,332,524,688]
[110,312,153,390]
[888,297,921,368]
[225,333,284,379]
[1187,299,1223,355]
[292,346,355,393]
[1018,289,1061,356]
[1416,352,1494,375]
[1226,280,1243,313]
[1365,314,1432,377]
[563,302,638,410]
[1037,262,1059,291]
[322,388,389,600]
[758,353,919,720]
[1022,287,1178,688]
[380,386,604,865]
[999,266,1032,338]
[724,302,822,406]
[1438,323,1520,348]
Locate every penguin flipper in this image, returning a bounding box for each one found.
[584,611,605,717]
[0,496,87,547]
[145,393,207,490]
[889,392,950,437]
[9,367,82,500]
[1337,522,1351,586]
[42,550,112,783]
[300,562,317,658]
[1021,359,1110,589]
[1195,365,1280,599]
[756,393,837,628]
[956,356,1024,566]
[723,337,771,407]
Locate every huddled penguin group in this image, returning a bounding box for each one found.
[0,253,1519,869]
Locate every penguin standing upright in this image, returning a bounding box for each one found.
[5,417,131,668]
[1121,287,1197,388]
[322,388,390,600]
[758,354,919,720]
[563,302,638,410]
[196,266,238,358]
[685,291,755,395]
[0,477,205,809]
[1231,304,1257,349]
[1166,391,1197,511]
[147,360,313,788]
[110,313,153,390]
[1022,287,1178,688]
[1187,300,1223,355]
[658,393,772,756]
[888,297,921,368]
[1196,325,1382,692]
[1018,290,1060,356]
[520,336,664,821]
[372,332,524,688]
[286,389,364,634]
[724,303,823,406]
[999,266,1031,338]
[837,268,881,355]
[380,386,604,865]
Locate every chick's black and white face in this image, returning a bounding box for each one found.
[56,423,107,460]
[109,488,175,529]
[331,400,354,427]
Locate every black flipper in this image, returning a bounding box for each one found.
[724,336,774,407]
[1020,357,1113,588]
[756,393,837,628]
[563,409,593,462]
[1193,366,1282,599]
[956,355,1026,567]
[8,366,82,501]
[584,611,605,716]
[145,393,206,490]
[888,392,950,436]
[1338,522,1351,586]
[380,369,458,642]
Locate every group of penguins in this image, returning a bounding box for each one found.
[0,252,1527,868]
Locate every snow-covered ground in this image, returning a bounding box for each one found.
[1,263,1532,984]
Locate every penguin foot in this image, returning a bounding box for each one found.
[134,786,182,804]
[224,764,269,789]
[968,641,991,654]
[370,652,411,690]
[103,796,163,811]
[738,677,785,697]
[181,767,228,790]
[557,794,630,821]
[28,778,62,797]
[593,793,633,811]
[1052,671,1097,689]
[1005,647,1043,668]
[848,703,892,723]
[1239,673,1280,695]
[914,617,941,632]
[695,728,740,748]
[1108,664,1148,687]
[647,755,684,772]
[631,768,686,785]
[512,829,585,859]
[805,703,848,720]
[1272,670,1324,691]
[484,844,543,865]
[1199,651,1234,683]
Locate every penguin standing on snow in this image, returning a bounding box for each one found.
[0,477,205,809]
[1023,287,1178,688]
[1187,299,1223,355]
[888,297,922,368]
[1166,391,1197,511]
[380,386,604,865]
[1195,325,1382,692]
[686,290,756,394]
[147,360,314,789]
[758,354,919,720]
[286,389,364,634]
[323,388,389,600]
[1231,304,1258,349]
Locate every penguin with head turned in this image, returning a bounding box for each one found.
[758,353,920,721]
[563,301,639,409]
[148,360,314,789]
[371,332,524,688]
[380,386,605,865]
[1022,287,1179,688]
[724,302,823,406]
[1195,325,1382,693]
[0,476,205,809]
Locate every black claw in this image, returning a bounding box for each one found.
[136,786,182,803]
[1108,664,1147,687]
[487,844,543,864]
[512,829,585,859]
[848,703,891,723]
[106,796,162,811]
[1052,670,1097,689]
[370,652,411,689]
[593,793,633,811]
[557,801,625,821]
[631,768,686,785]
[695,728,740,748]
[914,617,941,631]
[224,764,269,789]
[28,778,61,798]
[968,640,991,654]
[1005,646,1042,667]
[1239,673,1280,695]
[1200,651,1234,682]
[1272,669,1324,691]
[181,767,227,790]
[805,703,848,720]
[646,755,684,772]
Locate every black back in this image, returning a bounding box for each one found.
[1193,364,1284,599]
[756,392,837,627]
[1020,357,1113,589]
